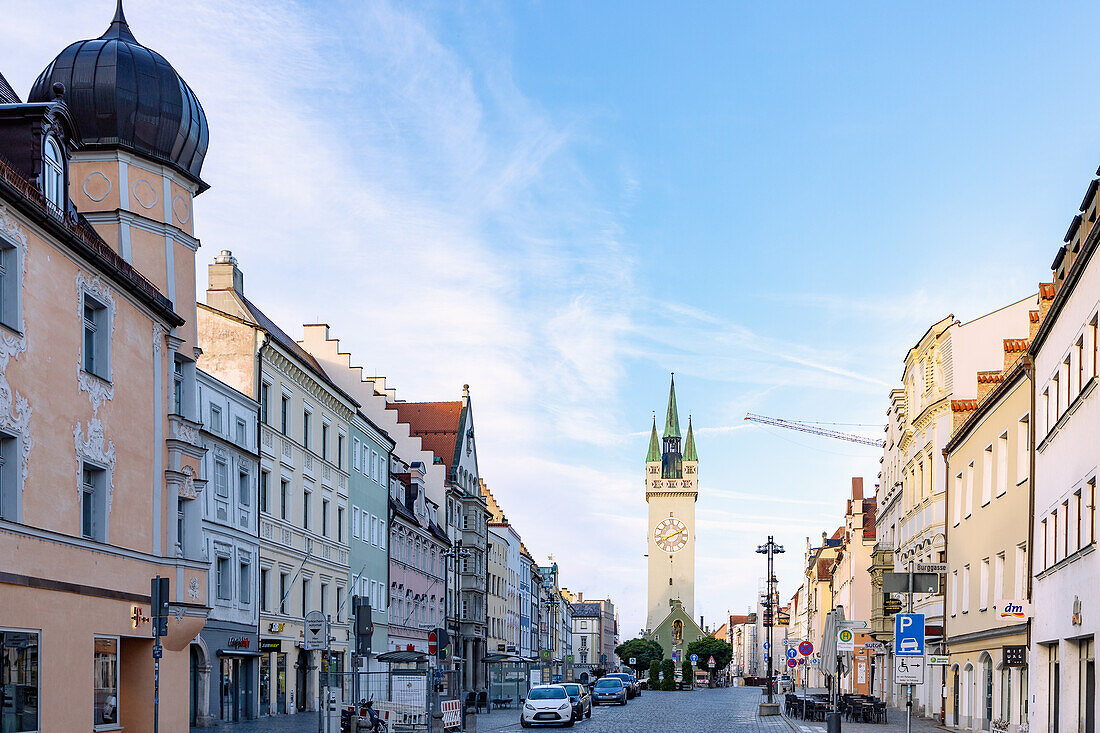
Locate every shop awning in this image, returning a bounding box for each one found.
[216,648,263,657]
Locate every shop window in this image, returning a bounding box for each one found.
[93,637,118,729]
[1,629,38,732]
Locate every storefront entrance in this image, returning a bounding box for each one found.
[296,649,310,712]
[219,656,253,722]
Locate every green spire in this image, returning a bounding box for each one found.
[663,373,681,439]
[646,416,661,461]
[683,415,697,461]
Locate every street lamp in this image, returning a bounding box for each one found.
[444,540,472,695]
[756,536,785,706]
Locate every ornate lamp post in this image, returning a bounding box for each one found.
[756,536,785,706]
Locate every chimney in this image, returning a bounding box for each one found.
[851,477,863,500]
[209,250,243,296]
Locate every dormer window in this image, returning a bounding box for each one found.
[42,136,65,215]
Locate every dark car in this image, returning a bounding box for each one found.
[591,677,627,706]
[561,683,591,720]
[605,673,638,698]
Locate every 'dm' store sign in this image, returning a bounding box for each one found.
[996,600,1030,621]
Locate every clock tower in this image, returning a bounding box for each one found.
[646,375,699,632]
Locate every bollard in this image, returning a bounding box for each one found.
[826,711,841,733]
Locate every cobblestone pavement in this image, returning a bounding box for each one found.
[479,686,794,732]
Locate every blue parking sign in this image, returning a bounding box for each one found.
[894,613,925,656]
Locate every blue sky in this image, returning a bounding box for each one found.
[6,0,1100,637]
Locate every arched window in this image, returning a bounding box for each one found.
[42,137,65,213]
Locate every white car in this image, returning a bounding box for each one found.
[521,685,575,728]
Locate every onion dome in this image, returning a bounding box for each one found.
[28,1,209,189]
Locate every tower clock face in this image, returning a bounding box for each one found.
[654,517,688,553]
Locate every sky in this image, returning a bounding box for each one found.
[6,0,1100,638]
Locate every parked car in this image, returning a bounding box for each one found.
[591,677,628,706]
[561,683,591,721]
[605,673,638,698]
[521,685,574,728]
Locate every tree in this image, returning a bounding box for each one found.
[686,637,733,683]
[614,638,663,675]
[660,658,676,691]
[648,659,661,689]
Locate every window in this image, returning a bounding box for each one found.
[336,586,344,622]
[0,239,19,332]
[1041,389,1050,436]
[1017,415,1030,480]
[353,438,361,471]
[173,360,183,415]
[1062,500,1070,559]
[337,434,344,470]
[1077,339,1085,395]
[260,470,269,513]
[0,629,38,731]
[962,565,970,613]
[260,568,269,612]
[280,395,289,435]
[280,479,289,521]
[1000,667,1011,722]
[1015,544,1026,598]
[1054,374,1061,417]
[352,507,360,539]
[1089,479,1097,546]
[982,445,993,505]
[979,558,990,611]
[371,451,378,480]
[338,506,345,543]
[1076,490,1084,552]
[371,515,378,546]
[302,578,310,616]
[321,423,329,460]
[1093,316,1099,380]
[965,462,974,517]
[239,470,250,506]
[951,571,958,616]
[93,637,118,729]
[209,405,222,433]
[214,460,229,498]
[82,293,109,379]
[320,582,328,615]
[303,490,311,530]
[1042,518,1049,568]
[996,433,1008,497]
[236,418,247,446]
[322,498,330,537]
[260,382,270,424]
[239,561,251,604]
[302,410,311,450]
[0,431,18,522]
[279,572,288,614]
[953,472,963,526]
[994,552,1004,605]
[42,136,64,212]
[216,556,231,600]
[81,464,106,541]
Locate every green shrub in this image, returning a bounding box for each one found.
[661,659,676,691]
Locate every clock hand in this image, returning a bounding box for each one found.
[662,528,685,543]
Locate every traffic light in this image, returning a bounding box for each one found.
[150,577,169,637]
[354,597,374,656]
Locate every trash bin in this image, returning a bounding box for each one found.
[826,711,841,733]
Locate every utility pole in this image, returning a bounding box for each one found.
[756,536,784,705]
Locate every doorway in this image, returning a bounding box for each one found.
[297,649,310,712]
[952,667,959,725]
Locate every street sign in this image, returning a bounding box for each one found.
[837,628,855,652]
[541,649,551,660]
[428,631,438,656]
[883,572,940,595]
[707,656,716,668]
[786,658,797,669]
[797,658,805,666]
[1003,645,1027,667]
[786,648,797,660]
[763,642,769,650]
[884,596,903,615]
[894,655,924,684]
[839,620,868,629]
[152,644,163,659]
[798,640,814,656]
[894,613,925,656]
[928,655,949,666]
[304,611,327,651]
[690,654,698,663]
[916,562,948,573]
[629,657,636,665]
[863,641,886,652]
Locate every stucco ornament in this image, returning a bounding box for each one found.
[74,418,116,514]
[0,206,32,484]
[152,322,166,356]
[76,271,116,414]
[189,577,200,601]
[173,605,184,624]
[179,464,197,499]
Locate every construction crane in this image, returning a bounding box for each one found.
[743,412,885,448]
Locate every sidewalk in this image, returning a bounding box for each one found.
[781,689,947,733]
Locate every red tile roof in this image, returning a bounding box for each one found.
[951,399,979,412]
[1004,338,1030,353]
[389,401,462,471]
[1029,310,1040,323]
[1039,282,1055,299]
[977,372,1005,384]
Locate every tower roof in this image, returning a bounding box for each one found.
[29,0,210,189]
[683,415,698,461]
[663,374,681,439]
[647,416,660,462]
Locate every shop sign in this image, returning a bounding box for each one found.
[130,606,150,629]
[997,600,1030,621]
[1003,645,1026,667]
[228,636,252,649]
[260,639,282,653]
